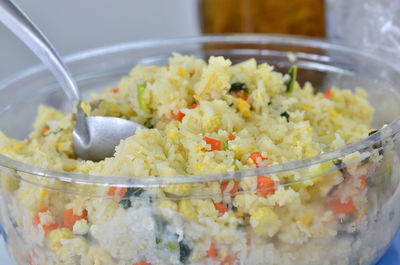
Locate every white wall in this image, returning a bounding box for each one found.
[0,0,200,80]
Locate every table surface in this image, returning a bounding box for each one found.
[1,228,400,264]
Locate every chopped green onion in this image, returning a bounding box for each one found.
[137,80,152,114]
[229,82,249,94]
[44,128,64,137]
[156,238,162,244]
[280,111,290,122]
[368,130,378,136]
[119,187,144,209]
[179,240,191,264]
[144,118,154,129]
[221,140,229,151]
[285,65,298,93]
[119,199,131,210]
[168,241,179,250]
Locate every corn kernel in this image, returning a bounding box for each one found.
[296,213,313,228]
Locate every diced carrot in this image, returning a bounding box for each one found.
[26,139,32,145]
[246,235,251,246]
[171,110,186,122]
[328,200,356,214]
[250,152,268,168]
[189,71,195,78]
[228,132,236,141]
[39,125,50,138]
[234,90,249,101]
[189,103,199,109]
[360,175,367,188]
[206,242,218,258]
[222,255,238,265]
[214,202,228,215]
[324,87,333,99]
[203,137,221,151]
[107,186,127,197]
[32,207,58,235]
[257,176,275,196]
[221,181,238,198]
[133,262,150,265]
[111,88,119,94]
[63,208,88,231]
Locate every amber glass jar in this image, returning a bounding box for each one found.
[201,0,326,37]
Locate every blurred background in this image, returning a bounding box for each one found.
[0,0,200,79]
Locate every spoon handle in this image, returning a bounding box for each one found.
[0,0,80,101]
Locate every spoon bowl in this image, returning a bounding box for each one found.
[0,0,143,161]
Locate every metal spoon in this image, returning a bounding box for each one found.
[0,0,144,161]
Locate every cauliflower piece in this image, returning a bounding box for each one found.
[250,207,281,237]
[202,114,222,133]
[164,184,192,196]
[178,200,197,221]
[73,219,89,235]
[48,228,73,251]
[157,200,178,211]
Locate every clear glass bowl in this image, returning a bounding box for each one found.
[1,35,400,265]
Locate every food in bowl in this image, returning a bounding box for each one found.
[0,53,398,265]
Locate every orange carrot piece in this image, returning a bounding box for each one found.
[234,90,249,100]
[189,103,199,109]
[43,222,59,235]
[39,125,50,138]
[171,110,186,122]
[221,181,238,197]
[63,208,88,230]
[213,202,228,215]
[33,207,58,235]
[206,242,218,258]
[228,132,236,141]
[203,137,221,151]
[107,186,127,197]
[26,139,32,145]
[133,262,150,265]
[189,71,195,78]
[257,176,275,196]
[328,200,356,214]
[111,88,119,94]
[324,87,333,99]
[223,255,238,265]
[360,175,367,188]
[250,152,268,168]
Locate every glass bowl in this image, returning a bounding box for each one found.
[1,35,400,265]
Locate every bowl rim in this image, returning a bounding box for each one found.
[1,33,400,187]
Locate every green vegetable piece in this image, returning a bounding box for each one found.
[125,187,144,198]
[168,241,179,250]
[221,140,229,151]
[368,130,378,136]
[144,118,154,129]
[44,128,64,137]
[119,199,131,210]
[119,187,144,209]
[137,80,152,114]
[229,82,249,94]
[179,240,191,264]
[280,111,290,122]
[156,238,162,244]
[285,65,298,93]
